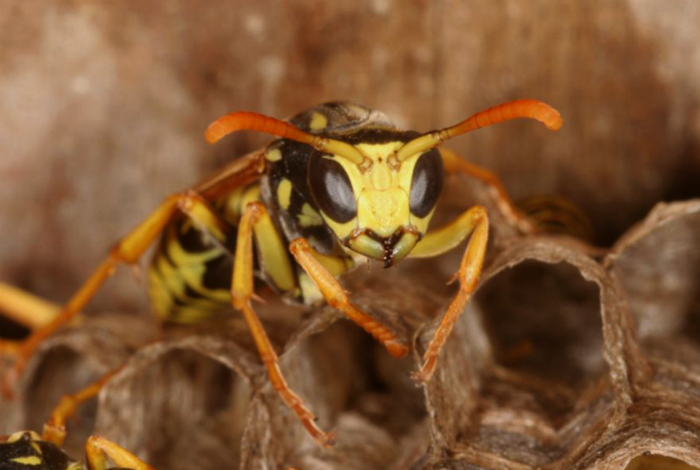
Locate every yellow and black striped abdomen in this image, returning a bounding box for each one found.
[147,184,263,323]
[148,215,236,324]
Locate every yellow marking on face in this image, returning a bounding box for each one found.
[30,442,42,454]
[340,142,410,198]
[309,112,328,130]
[265,148,282,162]
[356,188,410,238]
[323,213,357,240]
[298,203,323,227]
[411,207,435,235]
[277,179,293,210]
[315,139,441,261]
[11,456,42,465]
[327,142,429,237]
[369,160,392,191]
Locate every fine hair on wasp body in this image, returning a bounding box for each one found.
[1,100,562,447]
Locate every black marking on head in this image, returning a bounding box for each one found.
[333,128,419,146]
[262,142,338,255]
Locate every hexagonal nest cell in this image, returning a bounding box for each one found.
[3,172,700,469]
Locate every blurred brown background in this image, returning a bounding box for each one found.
[1,0,700,314]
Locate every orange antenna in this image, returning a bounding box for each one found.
[205,112,366,165]
[395,99,563,163]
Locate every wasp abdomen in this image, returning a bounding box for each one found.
[148,217,237,324]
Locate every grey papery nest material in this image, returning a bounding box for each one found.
[2,175,700,470]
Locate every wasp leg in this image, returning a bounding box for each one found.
[440,147,533,233]
[41,369,118,447]
[408,205,489,383]
[289,238,410,359]
[0,282,60,330]
[0,284,58,373]
[85,435,154,470]
[0,342,19,355]
[0,191,229,395]
[233,201,335,447]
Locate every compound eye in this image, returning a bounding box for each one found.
[309,155,358,223]
[409,149,443,218]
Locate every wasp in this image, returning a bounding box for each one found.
[1,99,562,446]
[0,429,153,470]
[0,300,153,470]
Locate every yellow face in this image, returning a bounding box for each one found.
[309,141,443,267]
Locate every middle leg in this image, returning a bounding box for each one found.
[232,200,334,447]
[42,370,119,447]
[409,205,490,383]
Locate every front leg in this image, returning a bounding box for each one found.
[409,205,489,383]
[289,238,409,359]
[85,435,154,470]
[42,370,119,447]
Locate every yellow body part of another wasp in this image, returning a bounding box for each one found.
[0,430,153,470]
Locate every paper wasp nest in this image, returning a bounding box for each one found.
[3,174,700,470]
[2,1,700,469]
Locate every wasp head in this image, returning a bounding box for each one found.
[205,99,562,268]
[308,140,443,267]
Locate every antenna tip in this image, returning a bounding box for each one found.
[539,103,564,131]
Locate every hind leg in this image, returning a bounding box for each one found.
[0,191,231,395]
[440,147,534,233]
[42,370,119,447]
